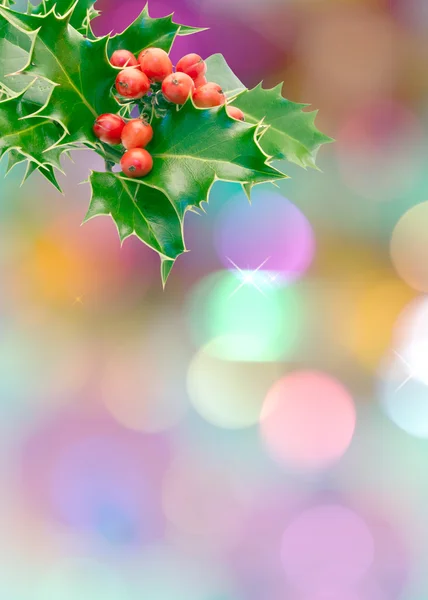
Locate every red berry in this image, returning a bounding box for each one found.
[93,113,125,145]
[115,67,150,99]
[227,106,245,121]
[121,119,154,150]
[121,148,153,178]
[193,74,208,88]
[138,48,173,82]
[176,53,206,80]
[110,49,138,68]
[193,82,226,108]
[162,72,195,105]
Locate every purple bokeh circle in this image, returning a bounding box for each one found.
[214,189,315,283]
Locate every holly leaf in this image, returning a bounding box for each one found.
[84,171,185,265]
[108,3,206,57]
[0,12,34,90]
[31,0,100,34]
[0,82,66,167]
[178,25,208,36]
[142,101,285,216]
[231,83,333,168]
[205,53,246,99]
[0,6,118,145]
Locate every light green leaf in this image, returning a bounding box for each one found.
[0,13,34,89]
[85,171,185,262]
[231,83,333,168]
[205,53,246,99]
[142,101,285,216]
[0,6,118,145]
[178,25,209,36]
[108,3,204,57]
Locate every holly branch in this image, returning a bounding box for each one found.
[0,0,332,284]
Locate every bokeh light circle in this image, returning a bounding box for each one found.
[378,350,428,438]
[344,278,415,370]
[281,505,374,593]
[390,202,428,292]
[186,270,305,362]
[187,341,281,429]
[214,189,315,283]
[260,371,356,469]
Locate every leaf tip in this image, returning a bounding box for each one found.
[160,257,175,288]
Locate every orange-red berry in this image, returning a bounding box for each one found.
[121,119,154,150]
[93,113,125,145]
[110,49,138,68]
[193,74,208,88]
[115,67,150,99]
[138,48,173,82]
[121,148,153,178]
[176,53,206,80]
[227,106,245,121]
[193,82,226,108]
[162,72,195,105]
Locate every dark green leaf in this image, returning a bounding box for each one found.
[231,83,333,168]
[142,101,285,216]
[0,6,118,144]
[0,83,66,167]
[32,0,100,34]
[205,53,246,99]
[108,3,204,57]
[85,171,185,262]
[160,257,175,287]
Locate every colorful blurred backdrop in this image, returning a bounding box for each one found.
[2,0,428,597]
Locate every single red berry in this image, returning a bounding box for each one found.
[227,106,245,121]
[162,72,195,105]
[121,148,153,178]
[193,82,226,108]
[110,49,138,68]
[121,119,154,150]
[176,53,206,80]
[115,67,150,99]
[193,74,208,88]
[93,113,125,145]
[138,48,173,82]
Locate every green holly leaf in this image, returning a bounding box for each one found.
[205,53,246,99]
[177,25,208,37]
[0,12,34,90]
[142,101,285,216]
[108,3,206,57]
[0,6,118,145]
[231,83,333,169]
[23,159,63,191]
[0,83,65,167]
[85,171,185,264]
[32,0,100,34]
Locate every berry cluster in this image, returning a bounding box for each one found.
[93,48,245,179]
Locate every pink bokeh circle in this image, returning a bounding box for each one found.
[282,505,374,593]
[260,371,356,469]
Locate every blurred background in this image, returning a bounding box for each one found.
[1,0,428,597]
